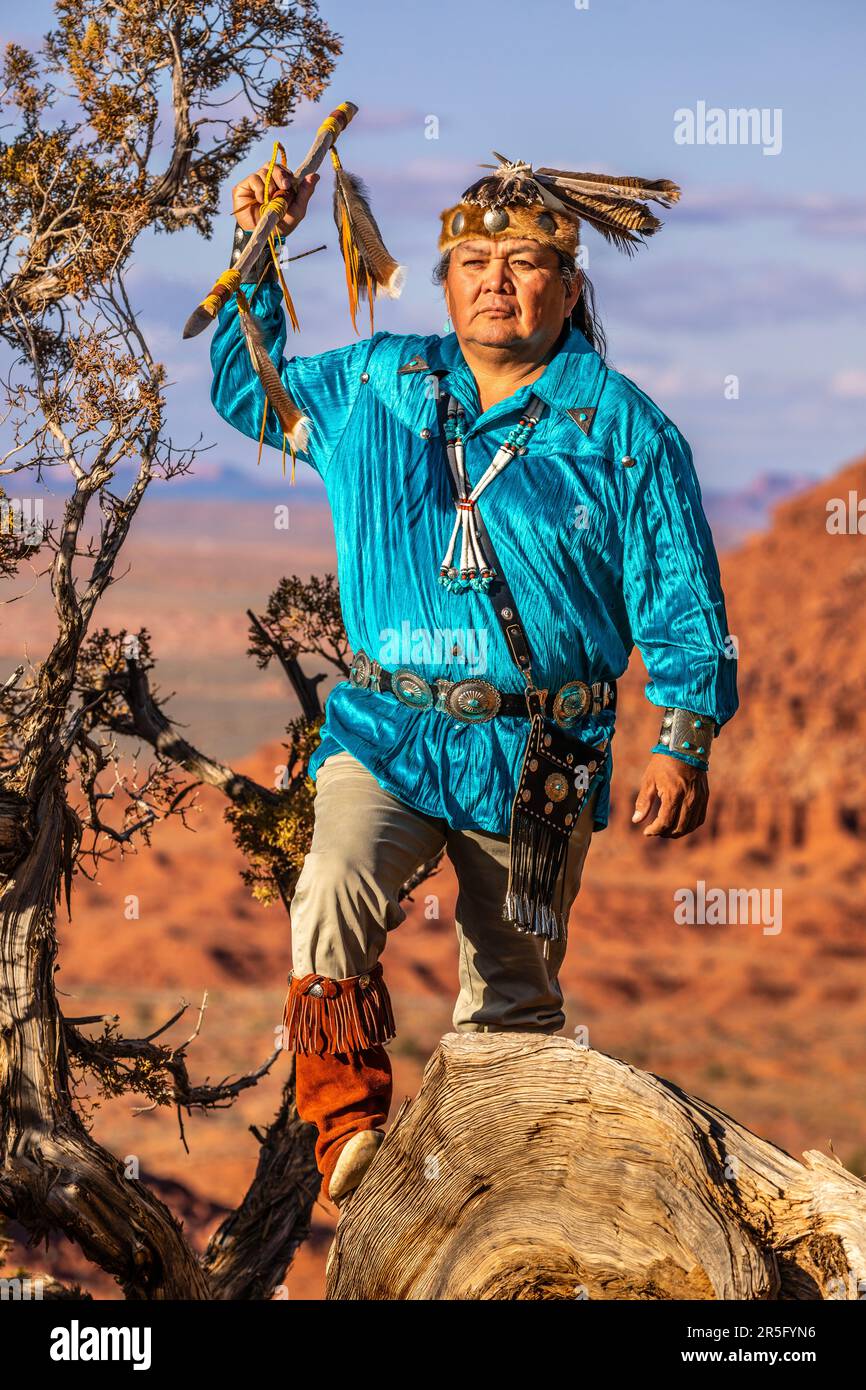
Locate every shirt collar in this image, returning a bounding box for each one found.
[418,323,608,427]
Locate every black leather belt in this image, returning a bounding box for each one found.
[348,650,616,726]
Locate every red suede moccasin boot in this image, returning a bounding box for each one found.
[294,1044,392,1201]
[283,962,396,1202]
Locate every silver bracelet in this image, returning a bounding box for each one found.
[657,707,715,763]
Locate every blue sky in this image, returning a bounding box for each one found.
[7,0,866,494]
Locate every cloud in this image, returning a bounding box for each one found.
[600,257,866,331]
[292,101,430,134]
[613,359,866,412]
[829,369,866,399]
[613,362,721,399]
[673,186,866,239]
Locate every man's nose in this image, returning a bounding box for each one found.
[482,259,510,291]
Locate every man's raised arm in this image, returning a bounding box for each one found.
[208,163,383,478]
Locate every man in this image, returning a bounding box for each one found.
[209,153,738,1210]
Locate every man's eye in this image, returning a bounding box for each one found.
[512,259,536,268]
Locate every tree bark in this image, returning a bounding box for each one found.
[201,1057,320,1300]
[326,1032,866,1301]
[0,776,209,1299]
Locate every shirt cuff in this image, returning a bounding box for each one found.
[651,743,709,771]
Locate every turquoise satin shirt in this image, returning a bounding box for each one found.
[210,277,738,833]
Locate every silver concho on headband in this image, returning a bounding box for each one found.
[536,211,556,233]
[483,208,510,233]
[450,211,465,235]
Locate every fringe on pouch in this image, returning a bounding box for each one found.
[502,808,570,942]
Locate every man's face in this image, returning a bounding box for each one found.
[444,237,581,351]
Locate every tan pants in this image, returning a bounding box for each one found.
[290,750,598,1034]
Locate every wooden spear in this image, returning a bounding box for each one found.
[182,100,358,340]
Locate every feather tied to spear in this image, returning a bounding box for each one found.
[236,288,310,480]
[184,100,407,481]
[331,147,406,335]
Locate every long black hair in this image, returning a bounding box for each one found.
[431,247,607,360]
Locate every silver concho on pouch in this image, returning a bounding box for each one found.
[544,772,569,802]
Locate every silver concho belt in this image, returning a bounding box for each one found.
[347,649,616,727]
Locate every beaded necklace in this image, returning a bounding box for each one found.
[437,392,547,593]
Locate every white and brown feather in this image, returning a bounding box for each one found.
[332,167,405,298]
[238,306,310,450]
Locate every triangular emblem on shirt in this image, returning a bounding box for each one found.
[397,355,430,374]
[566,406,597,435]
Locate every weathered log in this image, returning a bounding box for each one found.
[327,1032,866,1301]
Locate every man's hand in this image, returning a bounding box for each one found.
[632,753,708,838]
[232,164,319,237]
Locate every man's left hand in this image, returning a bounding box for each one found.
[632,753,708,838]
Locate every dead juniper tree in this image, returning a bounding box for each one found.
[0,0,384,1301]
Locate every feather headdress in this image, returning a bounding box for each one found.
[439,152,680,258]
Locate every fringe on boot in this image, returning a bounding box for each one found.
[281,960,396,1055]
